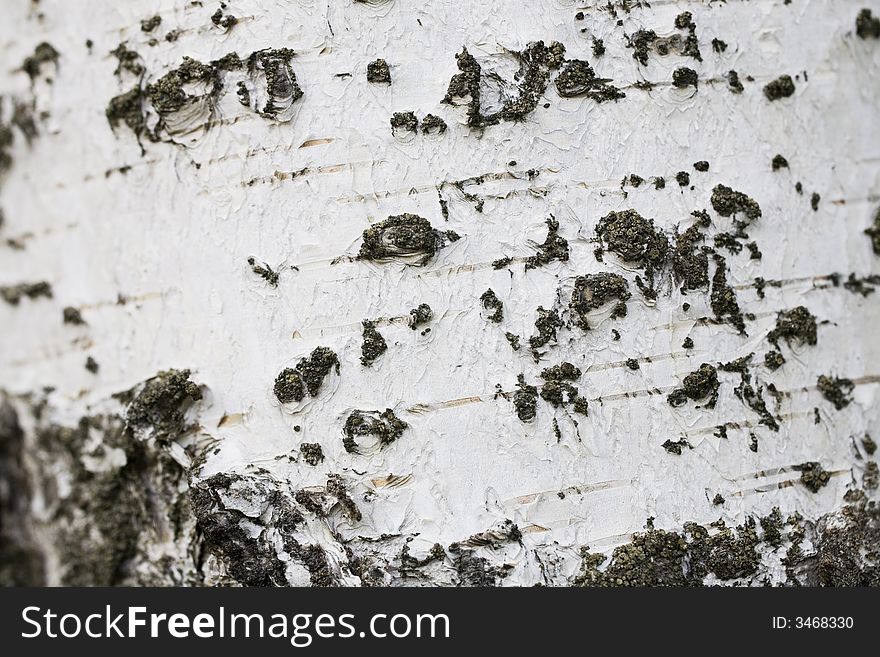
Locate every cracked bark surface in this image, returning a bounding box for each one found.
[1,1,879,586]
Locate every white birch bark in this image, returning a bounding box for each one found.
[1,0,879,586]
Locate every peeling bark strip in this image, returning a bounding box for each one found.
[1,1,879,587]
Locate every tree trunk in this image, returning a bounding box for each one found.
[1,0,879,586]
